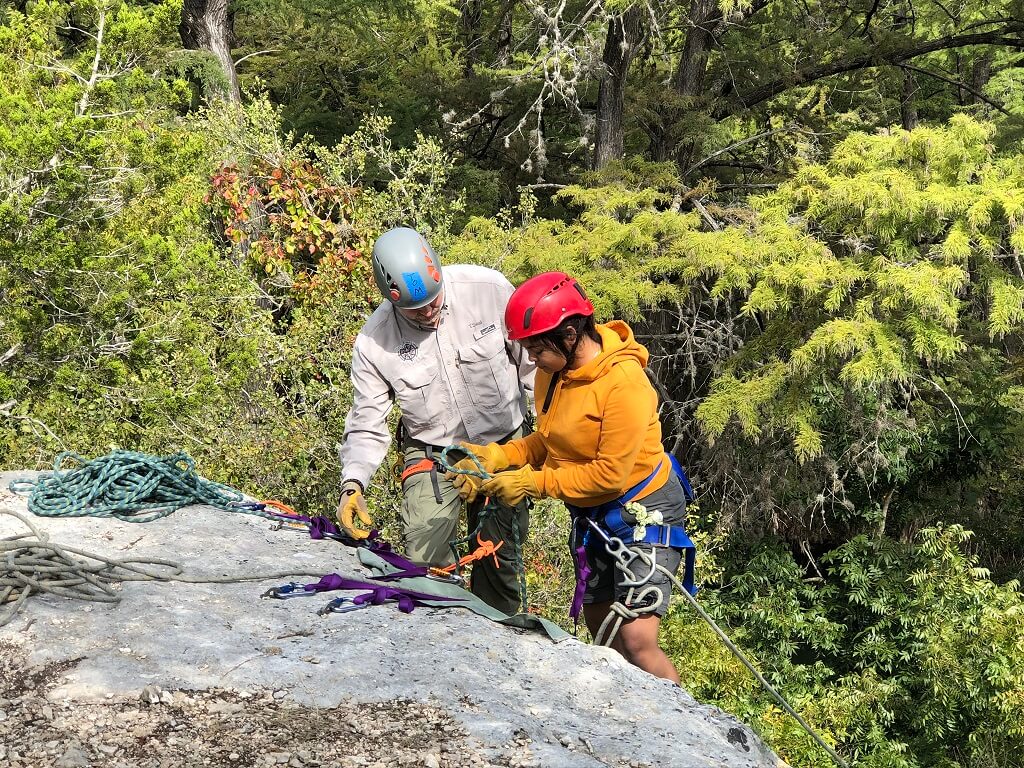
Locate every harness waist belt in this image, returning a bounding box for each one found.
[601,506,696,549]
[401,458,437,483]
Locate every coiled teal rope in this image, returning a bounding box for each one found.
[8,450,277,523]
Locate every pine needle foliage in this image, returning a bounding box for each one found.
[452,117,1024,537]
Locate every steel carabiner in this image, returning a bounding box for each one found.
[317,596,374,615]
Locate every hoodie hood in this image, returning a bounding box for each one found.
[564,320,649,382]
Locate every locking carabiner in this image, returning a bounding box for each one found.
[261,582,316,599]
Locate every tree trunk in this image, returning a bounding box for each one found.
[592,5,644,170]
[900,67,918,130]
[460,0,484,77]
[657,0,720,167]
[494,1,514,68]
[971,53,994,108]
[180,0,240,103]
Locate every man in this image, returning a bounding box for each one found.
[336,226,535,615]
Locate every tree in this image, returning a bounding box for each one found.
[180,0,240,102]
[593,5,645,169]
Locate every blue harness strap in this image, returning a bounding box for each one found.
[601,505,697,596]
[668,452,696,502]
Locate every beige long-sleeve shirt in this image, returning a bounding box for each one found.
[338,264,535,489]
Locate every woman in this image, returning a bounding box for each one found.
[451,271,695,682]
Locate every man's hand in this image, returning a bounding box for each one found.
[480,466,541,507]
[337,480,373,540]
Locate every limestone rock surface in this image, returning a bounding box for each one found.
[0,474,779,768]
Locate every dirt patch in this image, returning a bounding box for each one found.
[0,640,84,699]
[0,641,541,768]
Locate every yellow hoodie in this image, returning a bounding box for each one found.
[502,320,670,507]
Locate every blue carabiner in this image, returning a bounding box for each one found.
[261,582,316,599]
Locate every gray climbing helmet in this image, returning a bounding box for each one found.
[371,227,444,309]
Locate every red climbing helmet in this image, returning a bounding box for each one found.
[505,272,594,341]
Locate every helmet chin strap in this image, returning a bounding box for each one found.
[562,326,584,369]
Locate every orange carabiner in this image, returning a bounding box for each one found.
[261,498,299,518]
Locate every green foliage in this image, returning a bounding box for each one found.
[3,6,1024,768]
[449,118,1024,545]
[662,525,1024,767]
[0,9,461,517]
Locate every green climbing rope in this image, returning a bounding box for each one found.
[0,508,326,628]
[437,445,528,613]
[8,450,279,523]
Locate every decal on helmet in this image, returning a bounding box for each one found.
[402,271,428,302]
[421,241,441,283]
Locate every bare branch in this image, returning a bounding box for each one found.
[0,400,66,448]
[77,5,107,117]
[717,27,1024,117]
[684,124,796,177]
[0,344,22,367]
[234,49,280,67]
[900,62,1013,117]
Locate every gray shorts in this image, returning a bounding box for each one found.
[578,472,689,617]
[581,543,682,617]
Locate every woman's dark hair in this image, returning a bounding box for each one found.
[529,313,600,364]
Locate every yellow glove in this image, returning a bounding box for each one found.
[480,466,541,507]
[455,442,511,475]
[336,480,373,540]
[446,442,511,503]
[450,472,485,504]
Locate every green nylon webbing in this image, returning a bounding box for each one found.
[8,450,278,523]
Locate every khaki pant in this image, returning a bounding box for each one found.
[399,428,530,616]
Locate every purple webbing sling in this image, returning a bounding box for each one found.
[304,573,464,613]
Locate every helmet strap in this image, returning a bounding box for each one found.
[562,324,584,369]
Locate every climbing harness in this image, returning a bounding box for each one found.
[397,423,444,504]
[8,450,287,523]
[400,458,436,483]
[587,522,848,768]
[566,454,697,625]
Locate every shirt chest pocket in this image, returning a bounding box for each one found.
[457,332,512,409]
[392,363,443,432]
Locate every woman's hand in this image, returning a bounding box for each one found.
[480,466,540,507]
